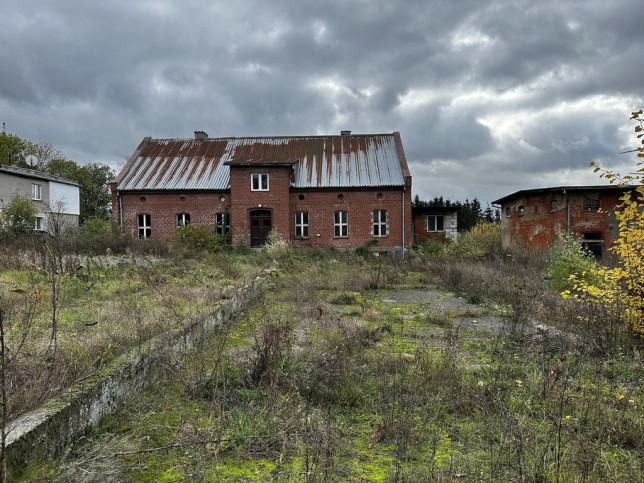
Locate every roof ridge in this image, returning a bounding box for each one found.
[149,133,397,142]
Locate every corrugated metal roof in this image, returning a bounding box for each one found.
[116,133,406,191]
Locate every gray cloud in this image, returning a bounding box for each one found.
[1,0,643,205]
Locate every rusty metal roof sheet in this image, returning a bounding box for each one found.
[116,133,406,191]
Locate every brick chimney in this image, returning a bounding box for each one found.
[340,130,351,136]
[194,130,208,141]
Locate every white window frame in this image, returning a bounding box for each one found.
[334,210,348,238]
[427,215,445,232]
[32,183,42,200]
[215,212,230,235]
[176,213,190,227]
[373,210,388,237]
[34,216,43,231]
[295,211,309,238]
[138,213,151,239]
[251,173,269,191]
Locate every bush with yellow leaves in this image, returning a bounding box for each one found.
[563,110,644,332]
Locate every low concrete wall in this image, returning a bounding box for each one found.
[5,278,264,476]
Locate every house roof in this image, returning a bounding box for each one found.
[114,132,410,191]
[0,164,80,187]
[492,185,634,205]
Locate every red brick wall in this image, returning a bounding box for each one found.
[112,168,413,250]
[228,166,292,243]
[113,190,230,238]
[500,190,623,253]
[288,188,412,250]
[412,211,458,244]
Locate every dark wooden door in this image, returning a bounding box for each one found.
[250,210,272,247]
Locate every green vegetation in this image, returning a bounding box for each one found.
[7,241,641,481]
[545,231,602,294]
[0,193,38,234]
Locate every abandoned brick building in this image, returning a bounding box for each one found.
[493,185,633,257]
[111,131,413,251]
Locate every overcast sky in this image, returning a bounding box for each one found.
[2,0,643,205]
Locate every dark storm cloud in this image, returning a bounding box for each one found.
[1,0,643,203]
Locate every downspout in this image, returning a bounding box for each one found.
[118,190,123,232]
[401,186,406,260]
[562,189,570,233]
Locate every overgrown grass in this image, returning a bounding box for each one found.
[20,246,644,482]
[0,240,269,423]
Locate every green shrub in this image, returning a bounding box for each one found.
[460,222,502,256]
[355,239,380,257]
[1,193,38,235]
[169,224,228,253]
[414,235,450,257]
[80,218,121,238]
[545,232,601,293]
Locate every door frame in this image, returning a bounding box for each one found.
[249,209,272,247]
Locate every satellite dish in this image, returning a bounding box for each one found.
[25,155,38,167]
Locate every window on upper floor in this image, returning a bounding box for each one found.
[583,199,599,211]
[251,173,269,191]
[177,213,190,227]
[518,205,525,216]
[334,210,348,237]
[215,212,230,235]
[373,210,388,237]
[550,200,558,212]
[505,207,512,217]
[295,211,309,238]
[138,213,151,239]
[32,183,42,200]
[427,215,445,232]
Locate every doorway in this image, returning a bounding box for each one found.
[250,209,272,247]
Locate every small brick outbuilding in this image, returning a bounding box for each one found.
[111,131,413,251]
[492,185,633,257]
[411,207,458,245]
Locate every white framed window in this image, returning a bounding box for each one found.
[34,216,43,231]
[427,215,445,232]
[334,210,348,237]
[32,184,42,200]
[215,212,230,235]
[138,213,151,239]
[251,173,269,191]
[295,211,309,238]
[177,213,190,227]
[373,210,387,237]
